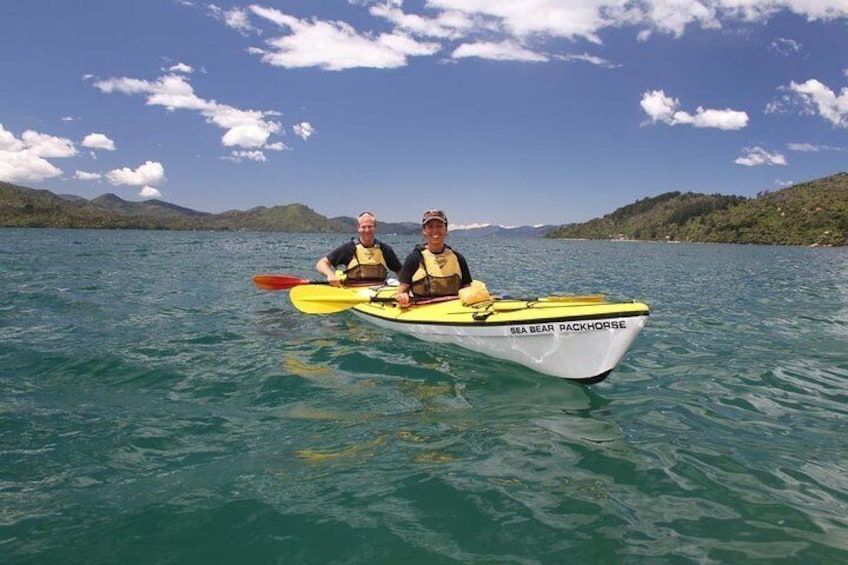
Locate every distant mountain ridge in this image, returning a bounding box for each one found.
[3,173,847,245]
[0,182,553,235]
[0,183,341,232]
[329,215,555,237]
[92,193,212,219]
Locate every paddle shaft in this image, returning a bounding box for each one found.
[252,273,387,291]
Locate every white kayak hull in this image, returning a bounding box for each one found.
[350,295,649,383]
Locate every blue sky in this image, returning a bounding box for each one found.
[2,1,847,227]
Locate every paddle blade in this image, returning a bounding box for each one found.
[290,285,375,314]
[253,274,313,291]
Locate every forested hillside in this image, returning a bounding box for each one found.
[547,173,848,247]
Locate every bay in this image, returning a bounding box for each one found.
[1,228,847,564]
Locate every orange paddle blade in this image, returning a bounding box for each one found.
[252,274,317,291]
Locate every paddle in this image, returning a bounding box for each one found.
[252,273,384,291]
[290,284,383,314]
[252,274,325,291]
[290,285,608,316]
[540,294,606,303]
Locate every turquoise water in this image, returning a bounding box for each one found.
[2,228,847,564]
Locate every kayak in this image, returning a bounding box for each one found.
[289,285,649,384]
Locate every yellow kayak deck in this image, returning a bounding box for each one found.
[354,289,650,326]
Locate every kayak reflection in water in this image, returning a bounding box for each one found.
[315,211,402,287]
[395,209,473,308]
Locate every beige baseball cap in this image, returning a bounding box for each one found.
[421,209,447,225]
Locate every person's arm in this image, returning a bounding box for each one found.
[315,257,342,286]
[381,242,403,276]
[395,282,411,307]
[394,252,418,307]
[315,242,351,287]
[456,251,473,288]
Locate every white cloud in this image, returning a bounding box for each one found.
[93,71,283,151]
[20,130,77,158]
[787,142,844,152]
[247,5,440,70]
[0,125,24,152]
[779,0,848,20]
[684,107,750,129]
[209,5,255,34]
[138,186,162,199]
[167,62,193,74]
[81,133,116,151]
[369,1,472,39]
[769,37,803,56]
[452,40,548,62]
[264,141,289,151]
[0,123,76,183]
[106,160,165,186]
[556,52,617,68]
[787,142,818,152]
[220,121,276,148]
[293,122,314,141]
[0,150,63,184]
[74,170,102,181]
[426,0,609,43]
[735,146,787,166]
[640,89,748,130]
[215,2,848,73]
[640,89,677,122]
[227,150,267,162]
[780,78,848,128]
[639,0,719,38]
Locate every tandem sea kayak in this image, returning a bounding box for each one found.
[289,284,650,384]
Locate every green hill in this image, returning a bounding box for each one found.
[203,203,349,232]
[92,193,210,220]
[0,182,344,232]
[0,183,142,229]
[546,173,848,247]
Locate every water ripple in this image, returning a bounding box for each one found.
[2,230,847,563]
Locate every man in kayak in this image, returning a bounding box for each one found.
[315,211,402,286]
[394,209,472,308]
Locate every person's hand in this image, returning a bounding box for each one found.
[394,291,411,308]
[327,272,342,287]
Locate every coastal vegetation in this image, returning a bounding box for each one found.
[546,173,848,247]
[3,172,848,246]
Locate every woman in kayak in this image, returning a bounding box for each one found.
[394,209,472,308]
[315,211,402,286]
